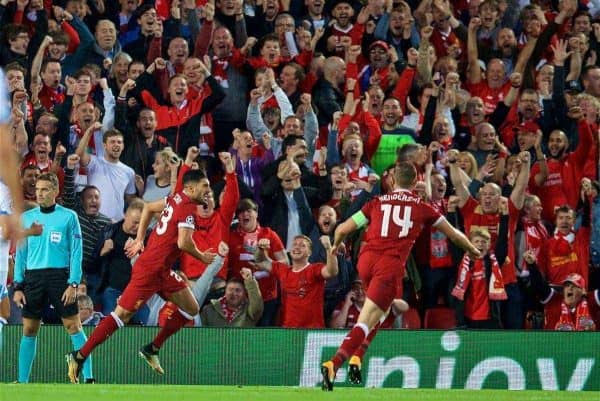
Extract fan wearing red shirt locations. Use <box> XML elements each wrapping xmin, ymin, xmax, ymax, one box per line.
<box><xmin>529</xmin><ymin>120</ymin><xmax>593</xmax><ymax>223</ymax></box>
<box><xmin>253</xmin><ymin>235</ymin><xmax>338</xmax><ymax>328</ymax></box>
<box><xmin>320</xmin><ymin>162</ymin><xmax>481</xmax><ymax>391</ymax></box>
<box><xmin>524</xmin><ymin>253</ymin><xmax>599</xmax><ymax>331</ymax></box>
<box><xmin>466</xmin><ymin>18</ymin><xmax>512</xmax><ymax>115</ymax></box>
<box><xmin>67</xmin><ymin>169</ymin><xmax>219</xmax><ymax>383</ymax></box>
<box><xmin>450</xmin><ymin>149</ymin><xmax>530</xmax><ymax>330</ymax></box>
<box><xmin>538</xmin><ymin>204</ymin><xmax>590</xmax><ymax>287</ymax></box>
<box><xmin>177</xmin><ymin>151</ymin><xmax>239</xmax><ymax>290</ymax></box>
<box><xmin>228</xmin><ymin>198</ymin><xmax>288</xmax><ymax>326</ymax></box>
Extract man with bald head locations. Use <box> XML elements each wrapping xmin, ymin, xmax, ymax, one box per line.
<box><xmin>312</xmin><ymin>56</ymin><xmax>346</xmax><ymax>128</ymax></box>
<box><xmin>449</xmin><ymin>149</ymin><xmax>531</xmax><ymax>329</ymax></box>
<box><xmin>84</xmin><ymin>20</ymin><xmax>122</xmax><ymax>70</ymax></box>
<box><xmin>530</xmin><ymin>120</ymin><xmax>594</xmax><ymax>222</ymax></box>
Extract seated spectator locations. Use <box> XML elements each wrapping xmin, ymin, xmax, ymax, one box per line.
<box><xmin>228</xmin><ymin>198</ymin><xmax>287</xmax><ymax>326</ymax></box>
<box><xmin>523</xmin><ymin>252</ymin><xmax>599</xmax><ymax>331</ymax></box>
<box><xmin>78</xmin><ymin>295</ymin><xmax>104</xmax><ymax>326</ymax></box>
<box><xmin>329</xmin><ymin>280</ymin><xmax>408</xmax><ymax>329</ymax></box>
<box><xmin>253</xmin><ymin>235</ymin><xmax>338</xmax><ymax>328</ymax></box>
<box><xmin>200</xmin><ymin>268</ymin><xmax>264</xmax><ymax>327</ymax></box>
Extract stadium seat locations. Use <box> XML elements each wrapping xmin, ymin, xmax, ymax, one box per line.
<box><xmin>423</xmin><ymin>307</ymin><xmax>456</xmax><ymax>329</ymax></box>
<box><xmin>400</xmin><ymin>308</ymin><xmax>421</xmax><ymax>329</ymax></box>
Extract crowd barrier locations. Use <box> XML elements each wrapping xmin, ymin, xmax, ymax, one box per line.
<box><xmin>1</xmin><ymin>325</ymin><xmax>599</xmax><ymax>390</ymax></box>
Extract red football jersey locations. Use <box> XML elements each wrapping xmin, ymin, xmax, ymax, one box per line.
<box><xmin>460</xmin><ymin>197</ymin><xmax>520</xmax><ymax>283</ymax></box>
<box><xmin>359</xmin><ymin>189</ymin><xmax>443</xmax><ymax>266</ymax></box>
<box><xmin>228</xmin><ymin>225</ymin><xmax>285</xmax><ymax>302</ymax></box>
<box><xmin>271</xmin><ymin>262</ymin><xmax>326</xmax><ymax>328</ymax></box>
<box><xmin>137</xmin><ymin>192</ymin><xmax>197</xmax><ymax>271</ymax></box>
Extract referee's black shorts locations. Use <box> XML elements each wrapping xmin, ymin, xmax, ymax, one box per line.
<box><xmin>22</xmin><ymin>268</ymin><xmax>78</xmax><ymax>320</ymax></box>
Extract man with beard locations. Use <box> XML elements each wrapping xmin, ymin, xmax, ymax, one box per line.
<box><xmin>316</xmin><ymin>0</ymin><xmax>366</xmax><ymax>58</ymax></box>
<box><xmin>20</xmin><ymin>165</ymin><xmax>41</xmax><ymax>207</ymax></box>
<box><xmin>523</xmin><ymin>253</ymin><xmax>598</xmax><ymax>331</ymax></box>
<box><xmin>356</xmin><ymin>41</ymin><xmax>395</xmax><ymax>93</ymax></box>
<box><xmin>529</xmin><ymin>118</ymin><xmax>594</xmax><ymax>223</ymax></box>
<box><xmin>116</xmin><ymin>81</ymin><xmax>170</xmax><ymax>181</ymax></box>
<box><xmin>450</xmin><ymin>149</ymin><xmax>530</xmax><ymax>329</ymax></box>
<box><xmin>200</xmin><ymin>268</ymin><xmax>264</xmax><ymax>327</ymax></box>
<box><xmin>76</xmin><ymin>127</ymin><xmax>137</xmax><ymax>222</ymax></box>
<box><xmin>21</xmin><ymin>134</ymin><xmax>65</xmax><ymax>187</ymax></box>
<box><xmin>300</xmin><ymin>0</ymin><xmax>328</xmax><ymax>33</ymax></box>
<box><xmin>371</xmin><ymin>97</ymin><xmax>416</xmax><ymax>175</ymax></box>
<box><xmin>63</xmin><ymin>154</ymin><xmax>111</xmax><ymax>307</ymax></box>
<box><xmin>227</xmin><ymin>198</ymin><xmax>287</xmax><ymax>326</ymax></box>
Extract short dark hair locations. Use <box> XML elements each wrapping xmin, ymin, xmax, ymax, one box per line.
<box><xmin>393</xmin><ymin>162</ymin><xmax>417</xmax><ymax>188</ymax></box>
<box><xmin>80</xmin><ymin>185</ymin><xmax>100</xmax><ymax>199</ymax></box>
<box><xmin>182</xmin><ymin>169</ymin><xmax>207</xmax><ymax>185</ymax></box>
<box><xmin>282</xmin><ymin>135</ymin><xmax>301</xmax><ymax>153</ymax></box>
<box><xmin>21</xmin><ymin>164</ymin><xmax>41</xmax><ymax>176</ymax></box>
<box><xmin>37</xmin><ymin>172</ymin><xmax>60</xmax><ymax>190</ymax></box>
<box><xmin>102</xmin><ymin>129</ymin><xmax>123</xmax><ymax>143</ymax></box>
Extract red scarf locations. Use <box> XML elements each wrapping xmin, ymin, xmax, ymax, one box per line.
<box><xmin>219</xmin><ymin>297</ymin><xmax>239</xmax><ymax>323</ymax></box>
<box><xmin>452</xmin><ymin>253</ymin><xmax>507</xmax><ymax>301</ymax></box>
<box><xmin>555</xmin><ymin>299</ymin><xmax>596</xmax><ymax>331</ymax></box>
<box><xmin>520</xmin><ymin>216</ymin><xmax>549</xmax><ymax>272</ymax></box>
<box><xmin>551</xmin><ymin>230</ymin><xmax>575</xmax><ymax>256</ymax></box>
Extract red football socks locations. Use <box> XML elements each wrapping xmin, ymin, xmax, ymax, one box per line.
<box><xmin>331</xmin><ymin>323</ymin><xmax>369</xmax><ymax>369</ymax></box>
<box><xmin>80</xmin><ymin>314</ymin><xmax>120</xmax><ymax>358</ymax></box>
<box><xmin>353</xmin><ymin>322</ymin><xmax>380</xmax><ymax>359</ymax></box>
<box><xmin>152</xmin><ymin>309</ymin><xmax>193</xmax><ymax>349</ymax></box>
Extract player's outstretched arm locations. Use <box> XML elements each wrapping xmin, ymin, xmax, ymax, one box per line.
<box><xmin>125</xmin><ymin>198</ymin><xmax>166</xmax><ymax>257</ymax></box>
<box><xmin>331</xmin><ymin>214</ymin><xmax>362</xmax><ymax>254</ymax></box>
<box><xmin>435</xmin><ymin>217</ymin><xmax>481</xmax><ymax>259</ymax></box>
<box><xmin>177</xmin><ymin>227</ymin><xmax>217</xmax><ymax>265</ymax></box>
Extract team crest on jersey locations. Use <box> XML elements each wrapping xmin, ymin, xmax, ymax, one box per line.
<box><xmin>186</xmin><ymin>215</ymin><xmax>195</xmax><ymax>227</ymax></box>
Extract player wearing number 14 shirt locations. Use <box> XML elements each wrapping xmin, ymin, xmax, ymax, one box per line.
<box><xmin>67</xmin><ymin>169</ymin><xmax>221</xmax><ymax>383</ymax></box>
<box><xmin>321</xmin><ymin>162</ymin><xmax>481</xmax><ymax>391</ymax></box>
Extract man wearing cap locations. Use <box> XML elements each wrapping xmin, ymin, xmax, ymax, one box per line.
<box><xmin>524</xmin><ymin>250</ymin><xmax>598</xmax><ymax>331</ymax></box>
<box><xmin>227</xmin><ymin>198</ymin><xmax>288</xmax><ymax>326</ymax></box>
<box><xmin>316</xmin><ymin>0</ymin><xmax>366</xmax><ymax>58</ymax></box>
<box><xmin>355</xmin><ymin>41</ymin><xmax>393</xmax><ymax>92</ymax></box>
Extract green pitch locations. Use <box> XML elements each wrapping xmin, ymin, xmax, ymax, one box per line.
<box><xmin>1</xmin><ymin>385</ymin><xmax>600</xmax><ymax>401</ymax></box>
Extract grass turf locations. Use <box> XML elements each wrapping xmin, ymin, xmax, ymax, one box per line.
<box><xmin>1</xmin><ymin>385</ymin><xmax>599</xmax><ymax>401</ymax></box>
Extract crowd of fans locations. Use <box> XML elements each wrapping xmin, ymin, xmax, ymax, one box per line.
<box><xmin>2</xmin><ymin>0</ymin><xmax>600</xmax><ymax>330</ymax></box>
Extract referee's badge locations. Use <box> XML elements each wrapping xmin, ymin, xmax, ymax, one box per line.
<box><xmin>50</xmin><ymin>231</ymin><xmax>62</xmax><ymax>243</ymax></box>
